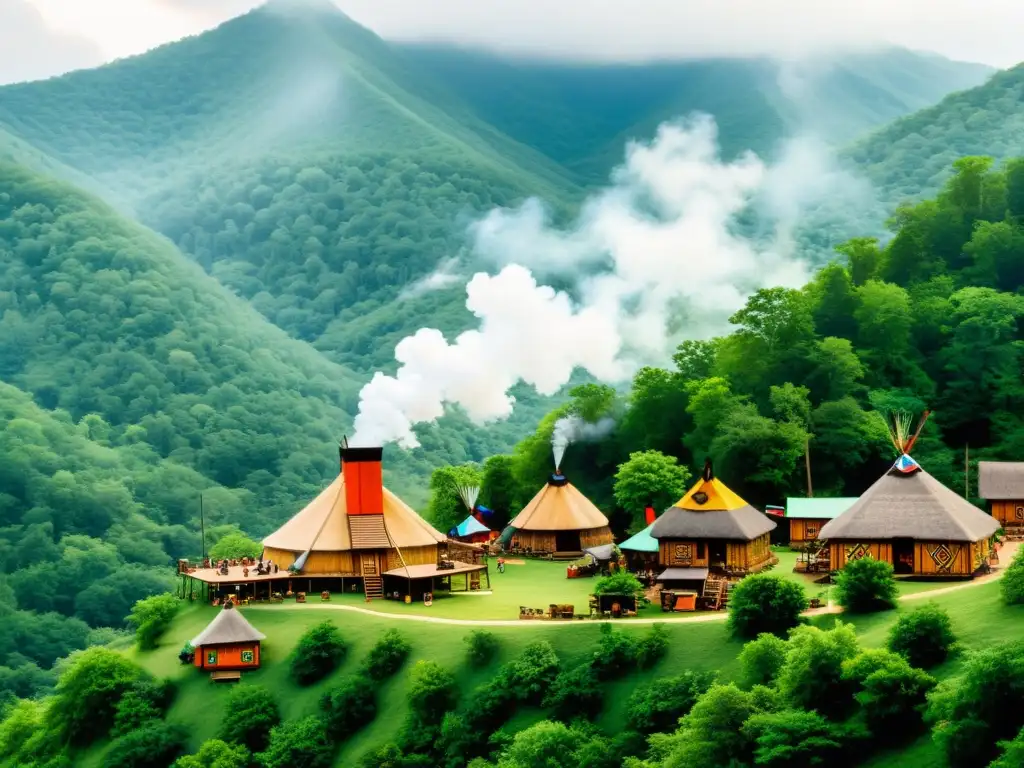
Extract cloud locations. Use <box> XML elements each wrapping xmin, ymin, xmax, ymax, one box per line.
<box><xmin>0</xmin><ymin>0</ymin><xmax>103</xmax><ymax>84</ymax></box>
<box><xmin>398</xmin><ymin>257</ymin><xmax>464</xmax><ymax>300</ymax></box>
<box><xmin>352</xmin><ymin>114</ymin><xmax>860</xmax><ymax>448</ymax></box>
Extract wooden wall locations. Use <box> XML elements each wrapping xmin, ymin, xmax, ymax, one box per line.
<box><xmin>384</xmin><ymin>545</ymin><xmax>439</xmax><ymax>571</ymax></box>
<box><xmin>991</xmin><ymin>501</ymin><xmax>1024</xmax><ymax>528</ymax></box>
<box><xmin>511</xmin><ymin>527</ymin><xmax>613</xmax><ymax>553</ymax></box>
<box><xmin>581</xmin><ymin>526</ymin><xmax>615</xmax><ymax>549</ymax></box>
<box><xmin>194</xmin><ymin>642</ymin><xmax>260</xmax><ymax>670</ymax></box>
<box><xmin>659</xmin><ymin>534</ymin><xmax>772</xmax><ymax>573</ymax></box>
<box><xmin>829</xmin><ymin>539</ymin><xmax>991</xmax><ymax>576</ymax></box>
<box><xmin>828</xmin><ymin>541</ymin><xmax>892</xmax><ymax>571</ymax></box>
<box><xmin>789</xmin><ymin>519</ymin><xmax>828</xmax><ymax>543</ymax></box>
<box><xmin>660</xmin><ymin>540</ymin><xmax>709</xmax><ymax>568</ymax></box>
<box><xmin>262</xmin><ymin>545</ymin><xmax>439</xmax><ymax>575</ymax></box>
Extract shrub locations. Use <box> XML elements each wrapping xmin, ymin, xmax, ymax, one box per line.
<box><xmin>856</xmin><ymin>658</ymin><xmax>936</xmax><ymax>741</ymax></box>
<box><xmin>544</xmin><ymin>663</ymin><xmax>603</xmax><ymax>722</ymax></box>
<box><xmin>256</xmin><ymin>715</ymin><xmax>334</xmax><ymax>768</ymax></box>
<box><xmin>106</xmin><ymin>722</ymin><xmax>187</xmax><ymax>768</ymax></box>
<box><xmin>834</xmin><ymin>557</ymin><xmax>897</xmax><ymax>613</ymax></box>
<box><xmin>1001</xmin><ymin>546</ymin><xmax>1024</xmax><ymax>605</ymax></box>
<box><xmin>993</xmin><ymin>726</ymin><xmax>1024</xmax><ymax>768</ymax></box>
<box><xmin>362</xmin><ymin>629</ymin><xmax>411</xmax><ymax>681</ymax></box>
<box><xmin>128</xmin><ymin>593</ymin><xmax>180</xmax><ymax>651</ymax></box>
<box><xmin>113</xmin><ymin>679</ymin><xmax>176</xmax><ymax>736</ymax></box>
<box><xmin>209</xmin><ymin>532</ymin><xmax>263</xmax><ymax>562</ymax></box>
<box><xmin>464</xmin><ymin>630</ymin><xmax>499</xmax><ymax>667</ymax></box>
<box><xmin>593</xmin><ymin>570</ymin><xmax>644</xmax><ymax>596</ymax></box>
<box><xmin>408</xmin><ymin>661</ymin><xmax>458</xmax><ymax>726</ymax></box>
<box><xmin>219</xmin><ymin>684</ymin><xmax>281</xmax><ymax>754</ymax></box>
<box><xmin>738</xmin><ymin>633</ymin><xmax>789</xmax><ymax>688</ymax></box>
<box><xmin>662</xmin><ymin>684</ymin><xmax>765</xmax><ymax>766</ymax></box>
<box><xmin>290</xmin><ymin>621</ymin><xmax>348</xmax><ymax>685</ymax></box>
<box><xmin>776</xmin><ymin>624</ymin><xmax>859</xmax><ymax>718</ymax></box>
<box><xmin>500</xmin><ymin>640</ymin><xmax>559</xmax><ymax>705</ymax></box>
<box><xmin>742</xmin><ymin>709</ymin><xmax>854</xmax><ymax>768</ymax></box>
<box><xmin>635</xmin><ymin>623</ymin><xmax>669</xmax><ymax>669</ymax></box>
<box><xmin>727</xmin><ymin>574</ymin><xmax>808</xmax><ymax>639</ymax></box>
<box><xmin>887</xmin><ymin>603</ymin><xmax>956</xmax><ymax>668</ymax></box>
<box><xmin>174</xmin><ymin>739</ymin><xmax>250</xmax><ymax>768</ymax></box>
<box><xmin>320</xmin><ymin>675</ymin><xmax>377</xmax><ymax>740</ymax></box>
<box><xmin>590</xmin><ymin>623</ymin><xmax>638</xmax><ymax>678</ymax></box>
<box><xmin>625</xmin><ymin>671</ymin><xmax>715</xmax><ymax>734</ymax></box>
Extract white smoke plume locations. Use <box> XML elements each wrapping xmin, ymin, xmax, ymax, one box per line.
<box><xmin>552</xmin><ymin>415</ymin><xmax>616</xmax><ymax>470</ymax></box>
<box><xmin>352</xmin><ymin>113</ymin><xmax>859</xmax><ymax>448</ymax></box>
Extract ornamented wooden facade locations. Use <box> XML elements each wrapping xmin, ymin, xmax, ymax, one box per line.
<box><xmin>785</xmin><ymin>498</ymin><xmax>857</xmax><ymax>547</ymax></box>
<box><xmin>507</xmin><ymin>472</ymin><xmax>614</xmax><ymax>555</ymax></box>
<box><xmin>978</xmin><ymin>461</ymin><xmax>1024</xmax><ymax>537</ymax></box>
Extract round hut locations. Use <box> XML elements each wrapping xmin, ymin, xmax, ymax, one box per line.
<box><xmin>506</xmin><ymin>471</ymin><xmax>613</xmax><ymax>556</ymax></box>
<box><xmin>191</xmin><ymin>601</ymin><xmax>265</xmax><ymax>675</ymax></box>
<box><xmin>818</xmin><ymin>411</ymin><xmax>999</xmax><ymax>578</ymax></box>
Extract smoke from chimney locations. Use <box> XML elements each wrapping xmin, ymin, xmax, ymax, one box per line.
<box><xmin>551</xmin><ymin>415</ymin><xmax>616</xmax><ymax>470</ymax></box>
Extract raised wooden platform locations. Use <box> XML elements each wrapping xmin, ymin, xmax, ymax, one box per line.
<box><xmin>211</xmin><ymin>670</ymin><xmax>241</xmax><ymax>683</ymax></box>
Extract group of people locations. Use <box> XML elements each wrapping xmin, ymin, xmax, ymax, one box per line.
<box><xmin>211</xmin><ymin>557</ymin><xmax>280</xmax><ymax>577</ymax></box>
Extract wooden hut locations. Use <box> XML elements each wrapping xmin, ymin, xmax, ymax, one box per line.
<box><xmin>978</xmin><ymin>461</ymin><xmax>1024</xmax><ymax>537</ymax></box>
<box><xmin>506</xmin><ymin>471</ymin><xmax>613</xmax><ymax>556</ymax></box>
<box><xmin>450</xmin><ymin>514</ymin><xmax>493</xmax><ymax>545</ymax></box>
<box><xmin>785</xmin><ymin>497</ymin><xmax>857</xmax><ymax>547</ymax></box>
<box><xmin>191</xmin><ymin>601</ymin><xmax>265</xmax><ymax>675</ymax></box>
<box><xmin>649</xmin><ymin>459</ymin><xmax>777</xmax><ymax>576</ymax></box>
<box><xmin>620</xmin><ymin>522</ymin><xmax>659</xmax><ymax>574</ymax></box>
<box><xmin>818</xmin><ymin>452</ymin><xmax>999</xmax><ymax>576</ymax></box>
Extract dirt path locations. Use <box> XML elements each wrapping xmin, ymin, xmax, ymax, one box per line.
<box><xmin>253</xmin><ymin>544</ymin><xmax>1017</xmax><ymax>628</ymax></box>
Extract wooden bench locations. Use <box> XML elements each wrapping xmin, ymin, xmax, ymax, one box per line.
<box><xmin>211</xmin><ymin>670</ymin><xmax>241</xmax><ymax>683</ymax></box>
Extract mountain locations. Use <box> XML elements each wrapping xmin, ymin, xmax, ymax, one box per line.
<box><xmin>396</xmin><ymin>44</ymin><xmax>994</xmax><ymax>182</ymax></box>
<box><xmin>846</xmin><ymin>63</ymin><xmax>1024</xmax><ymax>203</ymax></box>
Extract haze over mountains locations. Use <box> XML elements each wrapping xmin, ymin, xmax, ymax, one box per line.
<box><xmin>0</xmin><ymin>0</ymin><xmax>1020</xmax><ymax>517</ymax></box>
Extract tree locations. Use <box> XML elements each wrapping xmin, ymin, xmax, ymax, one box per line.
<box><xmin>726</xmin><ymin>574</ymin><xmax>808</xmax><ymax>639</ymax></box>
<box><xmin>209</xmin><ymin>532</ymin><xmax>262</xmax><ymax>562</ymax></box>
<box><xmin>592</xmin><ymin>571</ymin><xmax>643</xmax><ymax>597</ymax></box>
<box><xmin>106</xmin><ymin>721</ymin><xmax>188</xmax><ymax>768</ymax></box>
<box><xmin>464</xmin><ymin>630</ymin><xmax>499</xmax><ymax>667</ymax></box>
<box><xmin>174</xmin><ymin>739</ymin><xmax>250</xmax><ymax>768</ymax></box>
<box><xmin>256</xmin><ymin>716</ymin><xmax>334</xmax><ymax>768</ymax></box>
<box><xmin>855</xmin><ymin>657</ymin><xmax>936</xmax><ymax>740</ymax></box>
<box><xmin>834</xmin><ymin>557</ymin><xmax>898</xmax><ymax>613</ymax></box>
<box><xmin>427</xmin><ymin>464</ymin><xmax>483</xmax><ymax>535</ymax></box>
<box><xmin>992</xmin><ymin>726</ymin><xmax>1024</xmax><ymax>768</ymax></box>
<box><xmin>361</xmin><ymin>629</ymin><xmax>411</xmax><ymax>681</ymax></box>
<box><xmin>128</xmin><ymin>593</ymin><xmax>180</xmax><ymax>650</ymax></box>
<box><xmin>320</xmin><ymin>675</ymin><xmax>377</xmax><ymax>739</ymax></box>
<box><xmin>480</xmin><ymin>455</ymin><xmax>517</xmax><ymax>529</ymax></box>
<box><xmin>544</xmin><ymin>663</ymin><xmax>603</xmax><ymax>722</ymax></box>
<box><xmin>500</xmin><ymin>641</ymin><xmax>559</xmax><ymax>705</ymax></box>
<box><xmin>738</xmin><ymin>632</ymin><xmax>789</xmax><ymax>688</ymax></box>
<box><xmin>776</xmin><ymin>624</ymin><xmax>859</xmax><ymax>718</ymax></box>
<box><xmin>656</xmin><ymin>683</ymin><xmax>767</xmax><ymax>767</ymax></box>
<box><xmin>625</xmin><ymin>671</ymin><xmax>714</xmax><ymax>734</ymax></box>
<box><xmin>1002</xmin><ymin>545</ymin><xmax>1024</xmax><ymax>605</ymax></box>
<box><xmin>835</xmin><ymin>237</ymin><xmax>881</xmax><ymax>286</ymax></box>
<box><xmin>48</xmin><ymin>647</ymin><xmax>146</xmax><ymax>745</ymax></box>
<box><xmin>613</xmin><ymin>451</ymin><xmax>690</xmax><ymax>530</ymax></box>
<box><xmin>496</xmin><ymin>720</ymin><xmax>582</xmax><ymax>768</ymax></box>
<box><xmin>290</xmin><ymin>621</ymin><xmax>348</xmax><ymax>685</ymax></box>
<box><xmin>407</xmin><ymin>661</ymin><xmax>458</xmax><ymax>727</ymax></box>
<box><xmin>218</xmin><ymin>684</ymin><xmax>280</xmax><ymax>754</ymax></box>
<box><xmin>742</xmin><ymin>709</ymin><xmax>852</xmax><ymax>768</ymax></box>
<box><xmin>887</xmin><ymin>603</ymin><xmax>956</xmax><ymax>668</ymax></box>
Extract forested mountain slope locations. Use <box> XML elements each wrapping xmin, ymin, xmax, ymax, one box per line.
<box><xmin>398</xmin><ymin>44</ymin><xmax>993</xmax><ymax>182</ymax></box>
<box><xmin>847</xmin><ymin>63</ymin><xmax>1024</xmax><ymax>202</ymax></box>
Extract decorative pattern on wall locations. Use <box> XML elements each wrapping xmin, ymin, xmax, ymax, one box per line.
<box><xmin>674</xmin><ymin>544</ymin><xmax>692</xmax><ymax>564</ymax></box>
<box><xmin>1016</xmin><ymin>506</ymin><xmax>1024</xmax><ymax>521</ymax></box>
<box><xmin>929</xmin><ymin>543</ymin><xmax>961</xmax><ymax>573</ymax></box>
<box><xmin>845</xmin><ymin>543</ymin><xmax>872</xmax><ymax>562</ymax></box>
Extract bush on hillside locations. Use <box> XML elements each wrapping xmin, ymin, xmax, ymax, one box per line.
<box><xmin>834</xmin><ymin>557</ymin><xmax>898</xmax><ymax>613</ymax></box>
<box><xmin>1001</xmin><ymin>546</ymin><xmax>1024</xmax><ymax>605</ymax></box>
<box><xmin>407</xmin><ymin>661</ymin><xmax>458</xmax><ymax>727</ymax></box>
<box><xmin>927</xmin><ymin>641</ymin><xmax>1024</xmax><ymax>768</ymax></box>
<box><xmin>590</xmin><ymin>623</ymin><xmax>639</xmax><ymax>678</ymax></box>
<box><xmin>218</xmin><ymin>684</ymin><xmax>281</xmax><ymax>754</ymax></box>
<box><xmin>593</xmin><ymin>571</ymin><xmax>644</xmax><ymax>596</ymax></box>
<box><xmin>625</xmin><ymin>671</ymin><xmax>715</xmax><ymax>734</ymax></box>
<box><xmin>726</xmin><ymin>574</ymin><xmax>808</xmax><ymax>639</ymax></box>
<box><xmin>776</xmin><ymin>624</ymin><xmax>859</xmax><ymax>718</ymax></box>
<box><xmin>635</xmin><ymin>623</ymin><xmax>669</xmax><ymax>669</ymax></box>
<box><xmin>659</xmin><ymin>684</ymin><xmax>766</xmax><ymax>766</ymax></box>
<box><xmin>128</xmin><ymin>593</ymin><xmax>180</xmax><ymax>651</ymax></box>
<box><xmin>500</xmin><ymin>640</ymin><xmax>560</xmax><ymax>705</ymax></box>
<box><xmin>105</xmin><ymin>721</ymin><xmax>187</xmax><ymax>768</ymax></box>
<box><xmin>738</xmin><ymin>632</ymin><xmax>790</xmax><ymax>688</ymax></box>
<box><xmin>742</xmin><ymin>709</ymin><xmax>856</xmax><ymax>768</ymax></box>
<box><xmin>174</xmin><ymin>739</ymin><xmax>250</xmax><ymax>768</ymax></box>
<box><xmin>855</xmin><ymin>658</ymin><xmax>936</xmax><ymax>741</ymax></box>
<box><xmin>290</xmin><ymin>621</ymin><xmax>348</xmax><ymax>685</ymax></box>
<box><xmin>256</xmin><ymin>716</ymin><xmax>335</xmax><ymax>768</ymax></box>
<box><xmin>362</xmin><ymin>629</ymin><xmax>412</xmax><ymax>681</ymax></box>
<box><xmin>0</xmin><ymin>700</ymin><xmax>44</xmax><ymax>762</ymax></box>
<box><xmin>992</xmin><ymin>726</ymin><xmax>1024</xmax><ymax>768</ymax></box>
<box><xmin>464</xmin><ymin>629</ymin><xmax>499</xmax><ymax>667</ymax></box>
<box><xmin>112</xmin><ymin>679</ymin><xmax>176</xmax><ymax>736</ymax></box>
<box><xmin>543</xmin><ymin>663</ymin><xmax>603</xmax><ymax>722</ymax></box>
<box><xmin>887</xmin><ymin>603</ymin><xmax>957</xmax><ymax>668</ymax></box>
<box><xmin>320</xmin><ymin>675</ymin><xmax>377</xmax><ymax>740</ymax></box>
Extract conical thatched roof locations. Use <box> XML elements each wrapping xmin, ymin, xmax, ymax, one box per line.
<box><xmin>818</xmin><ymin>455</ymin><xmax>1000</xmax><ymax>542</ymax></box>
<box><xmin>509</xmin><ymin>473</ymin><xmax>609</xmax><ymax>532</ymax></box>
<box><xmin>191</xmin><ymin>602</ymin><xmax>266</xmax><ymax>647</ymax></box>
<box><xmin>650</xmin><ymin>462</ymin><xmax>776</xmax><ymax>542</ymax></box>
<box><xmin>262</xmin><ymin>474</ymin><xmax>445</xmax><ymax>553</ymax></box>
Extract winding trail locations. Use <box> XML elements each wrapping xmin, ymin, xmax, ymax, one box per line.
<box><xmin>249</xmin><ymin>543</ymin><xmax>1017</xmax><ymax>628</ymax></box>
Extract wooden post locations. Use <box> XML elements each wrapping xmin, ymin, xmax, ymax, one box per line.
<box><xmin>965</xmin><ymin>443</ymin><xmax>970</xmax><ymax>499</ymax></box>
<box><xmin>199</xmin><ymin>494</ymin><xmax>206</xmax><ymax>562</ymax></box>
<box><xmin>804</xmin><ymin>437</ymin><xmax>813</xmax><ymax>498</ymax></box>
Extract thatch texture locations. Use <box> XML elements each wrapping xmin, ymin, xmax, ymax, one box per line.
<box><xmin>978</xmin><ymin>461</ymin><xmax>1024</xmax><ymax>500</ymax></box>
<box><xmin>510</xmin><ymin>477</ymin><xmax>609</xmax><ymax>531</ymax></box>
<box><xmin>650</xmin><ymin>474</ymin><xmax>776</xmax><ymax>542</ymax></box>
<box><xmin>191</xmin><ymin>603</ymin><xmax>265</xmax><ymax>647</ymax></box>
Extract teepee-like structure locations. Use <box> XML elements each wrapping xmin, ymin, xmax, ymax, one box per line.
<box><xmin>507</xmin><ymin>470</ymin><xmax>613</xmax><ymax>555</ymax></box>
<box><xmin>818</xmin><ymin>411</ymin><xmax>999</xmax><ymax>577</ymax></box>
<box><xmin>649</xmin><ymin>459</ymin><xmax>777</xmax><ymax>576</ymax></box>
<box><xmin>449</xmin><ymin>485</ymin><xmax>494</xmax><ymax>544</ymax></box>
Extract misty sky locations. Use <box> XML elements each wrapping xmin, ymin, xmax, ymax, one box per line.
<box><xmin>1</xmin><ymin>0</ymin><xmax>1022</xmax><ymax>85</ymax></box>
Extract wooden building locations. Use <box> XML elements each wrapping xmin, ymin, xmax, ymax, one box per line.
<box><xmin>785</xmin><ymin>497</ymin><xmax>857</xmax><ymax>547</ymax></box>
<box><xmin>978</xmin><ymin>461</ymin><xmax>1024</xmax><ymax>537</ymax></box>
<box><xmin>818</xmin><ymin>454</ymin><xmax>999</xmax><ymax>577</ymax></box>
<box><xmin>506</xmin><ymin>471</ymin><xmax>614</xmax><ymax>556</ymax></box>
<box><xmin>649</xmin><ymin>460</ymin><xmax>777</xmax><ymax>577</ymax></box>
<box><xmin>182</xmin><ymin>446</ymin><xmax>486</xmax><ymax>600</ymax></box>
<box><xmin>191</xmin><ymin>601</ymin><xmax>265</xmax><ymax>674</ymax></box>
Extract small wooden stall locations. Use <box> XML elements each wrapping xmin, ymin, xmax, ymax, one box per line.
<box><xmin>619</xmin><ymin>523</ymin><xmax>660</xmax><ymax>580</ymax></box>
<box><xmin>382</xmin><ymin>560</ymin><xmax>490</xmax><ymax>602</ymax></box>
<box><xmin>656</xmin><ymin>567</ymin><xmax>709</xmax><ymax>612</ymax></box>
<box><xmin>979</xmin><ymin>461</ymin><xmax>1024</xmax><ymax>539</ymax></box>
<box><xmin>191</xmin><ymin>601</ymin><xmax>265</xmax><ymax>680</ymax></box>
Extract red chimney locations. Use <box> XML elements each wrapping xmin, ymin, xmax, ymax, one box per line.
<box><xmin>340</xmin><ymin>446</ymin><xmax>384</xmax><ymax>516</ymax></box>
<box><xmin>644</xmin><ymin>505</ymin><xmax>656</xmax><ymax>525</ymax></box>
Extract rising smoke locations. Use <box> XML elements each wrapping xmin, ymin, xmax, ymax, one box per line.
<box><xmin>351</xmin><ymin>114</ymin><xmax>864</xmax><ymax>448</ymax></box>
<box><xmin>551</xmin><ymin>415</ymin><xmax>616</xmax><ymax>470</ymax></box>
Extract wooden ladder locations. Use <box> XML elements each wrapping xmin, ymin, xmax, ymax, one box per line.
<box><xmin>362</xmin><ymin>554</ymin><xmax>383</xmax><ymax>600</ymax></box>
<box><xmin>702</xmin><ymin>576</ymin><xmax>726</xmax><ymax>610</ymax></box>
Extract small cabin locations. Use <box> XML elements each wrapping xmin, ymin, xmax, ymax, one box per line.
<box><xmin>191</xmin><ymin>601</ymin><xmax>266</xmax><ymax>673</ymax></box>
<box><xmin>785</xmin><ymin>497</ymin><xmax>856</xmax><ymax>547</ymax></box>
<box><xmin>978</xmin><ymin>461</ymin><xmax>1024</xmax><ymax>537</ymax></box>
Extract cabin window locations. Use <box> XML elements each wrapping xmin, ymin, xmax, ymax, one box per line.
<box><xmin>241</xmin><ymin>650</ymin><xmax>255</xmax><ymax>664</ymax></box>
<box><xmin>206</xmin><ymin>649</ymin><xmax>218</xmax><ymax>666</ymax></box>
<box><xmin>673</xmin><ymin>544</ymin><xmax>692</xmax><ymax>564</ymax></box>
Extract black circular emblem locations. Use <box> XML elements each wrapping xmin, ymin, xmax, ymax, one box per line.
<box><xmin>692</xmin><ymin>491</ymin><xmax>709</xmax><ymax>505</ymax></box>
